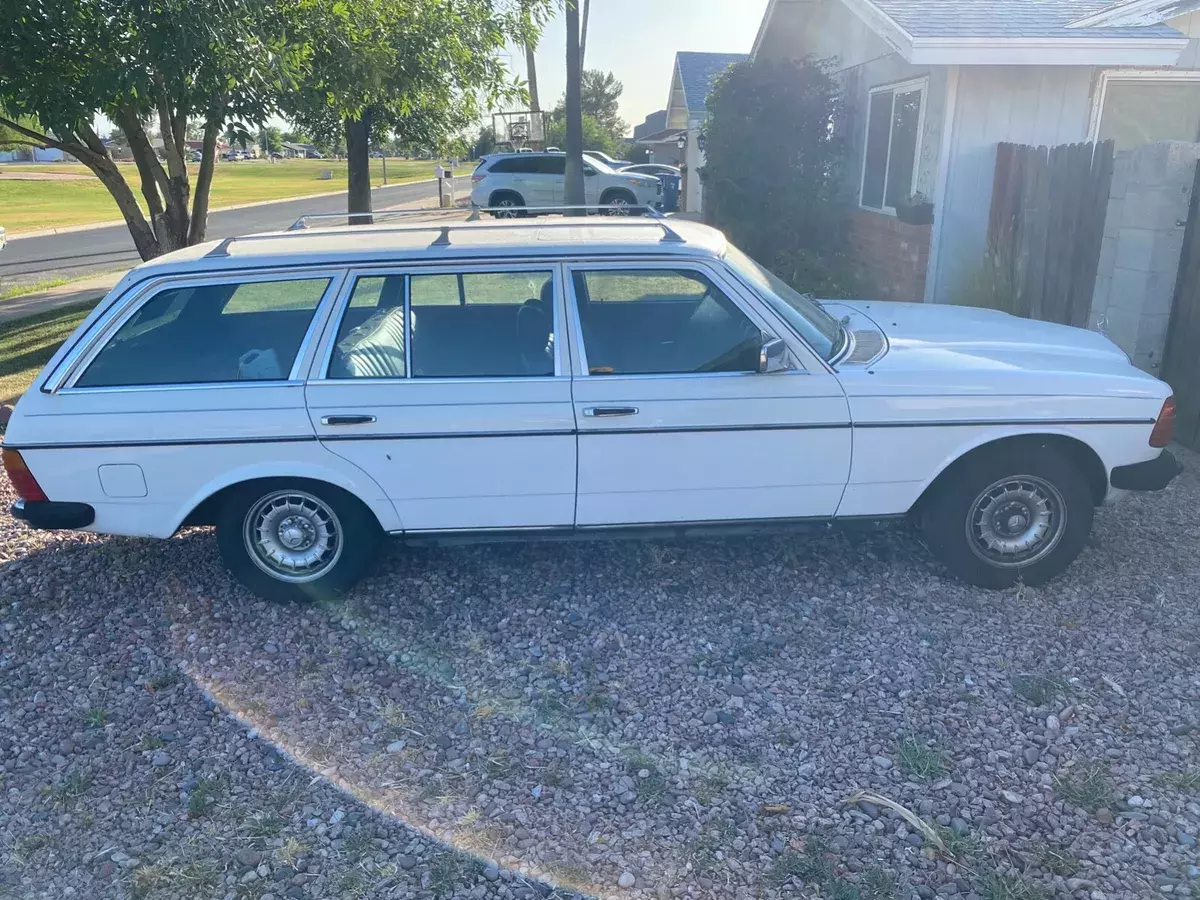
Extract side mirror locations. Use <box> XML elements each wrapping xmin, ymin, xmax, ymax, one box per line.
<box><xmin>583</xmin><ymin>167</ymin><xmax>596</xmax><ymax>176</ymax></box>
<box><xmin>758</xmin><ymin>337</ymin><xmax>792</xmax><ymax>374</ymax></box>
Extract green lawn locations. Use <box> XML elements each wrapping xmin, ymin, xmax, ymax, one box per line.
<box><xmin>0</xmin><ymin>300</ymin><xmax>99</xmax><ymax>404</ymax></box>
<box><xmin>0</xmin><ymin>158</ymin><xmax>449</xmax><ymax>233</ymax></box>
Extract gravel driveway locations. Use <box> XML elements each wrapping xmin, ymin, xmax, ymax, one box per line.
<box><xmin>1</xmin><ymin>454</ymin><xmax>1198</xmax><ymax>900</ymax></box>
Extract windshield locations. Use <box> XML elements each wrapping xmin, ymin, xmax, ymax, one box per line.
<box><xmin>722</xmin><ymin>244</ymin><xmax>846</xmax><ymax>360</ymax></box>
<box><xmin>581</xmin><ymin>152</ymin><xmax>615</xmax><ymax>173</ymax></box>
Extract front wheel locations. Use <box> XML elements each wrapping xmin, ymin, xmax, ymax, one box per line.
<box><xmin>216</xmin><ymin>481</ymin><xmax>381</xmax><ymax>602</ymax></box>
<box><xmin>918</xmin><ymin>444</ymin><xmax>1094</xmax><ymax>589</ymax></box>
<box><xmin>600</xmin><ymin>190</ymin><xmax>638</xmax><ymax>216</ymax></box>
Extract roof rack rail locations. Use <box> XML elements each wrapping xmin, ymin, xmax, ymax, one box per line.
<box><xmin>287</xmin><ymin>207</ymin><xmax>463</xmax><ymax>231</ymax></box>
<box><xmin>203</xmin><ymin>205</ymin><xmax>688</xmax><ymax>258</ymax></box>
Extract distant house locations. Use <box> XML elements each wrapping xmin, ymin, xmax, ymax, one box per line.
<box><xmin>0</xmin><ymin>146</ymin><xmax>64</xmax><ymax>162</ymax></box>
<box><xmin>647</xmin><ymin>51</ymin><xmax>748</xmax><ymax>213</ymax></box>
<box><xmin>632</xmin><ymin>110</ymin><xmax>682</xmax><ymax>166</ymax></box>
<box><xmin>753</xmin><ymin>0</ymin><xmax>1200</xmax><ymax>303</ymax></box>
<box><xmin>281</xmin><ymin>142</ymin><xmax>321</xmax><ymax>159</ymax></box>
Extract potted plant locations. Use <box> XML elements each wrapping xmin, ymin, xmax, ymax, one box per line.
<box><xmin>894</xmin><ymin>192</ymin><xmax>934</xmax><ymax>226</ymax></box>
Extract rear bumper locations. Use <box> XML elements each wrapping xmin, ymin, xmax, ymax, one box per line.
<box><xmin>11</xmin><ymin>499</ymin><xmax>96</xmax><ymax>530</ymax></box>
<box><xmin>1110</xmin><ymin>450</ymin><xmax>1181</xmax><ymax>492</ymax></box>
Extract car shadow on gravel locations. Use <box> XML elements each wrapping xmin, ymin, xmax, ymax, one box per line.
<box><xmin>3</xmin><ymin>454</ymin><xmax>1200</xmax><ymax>899</ymax></box>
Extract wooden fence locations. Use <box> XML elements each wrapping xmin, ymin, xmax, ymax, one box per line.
<box><xmin>1161</xmin><ymin>160</ymin><xmax>1200</xmax><ymax>449</ymax></box>
<box><xmin>986</xmin><ymin>141</ymin><xmax>1114</xmax><ymax>327</ymax></box>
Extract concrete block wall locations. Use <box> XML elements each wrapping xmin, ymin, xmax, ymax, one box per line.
<box><xmin>1092</xmin><ymin>142</ymin><xmax>1200</xmax><ymax>374</ymax></box>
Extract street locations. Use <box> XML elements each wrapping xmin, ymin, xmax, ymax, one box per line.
<box><xmin>0</xmin><ymin>176</ymin><xmax>470</xmax><ymax>293</ymax></box>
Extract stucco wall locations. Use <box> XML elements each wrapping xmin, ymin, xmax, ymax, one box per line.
<box><xmin>931</xmin><ymin>66</ymin><xmax>1096</xmax><ymax>305</ymax></box>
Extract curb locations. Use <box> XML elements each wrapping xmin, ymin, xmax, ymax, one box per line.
<box><xmin>7</xmin><ymin>176</ymin><xmax>471</xmax><ymax>241</ymax></box>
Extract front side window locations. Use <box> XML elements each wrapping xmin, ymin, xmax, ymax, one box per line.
<box><xmin>76</xmin><ymin>277</ymin><xmax>330</xmax><ymax>387</ymax></box>
<box><xmin>327</xmin><ymin>270</ymin><xmax>556</xmax><ymax>379</ymax></box>
<box><xmin>861</xmin><ymin>80</ymin><xmax>925</xmax><ymax>212</ymax></box>
<box><xmin>571</xmin><ymin>269</ymin><xmax>764</xmax><ymax>376</ymax></box>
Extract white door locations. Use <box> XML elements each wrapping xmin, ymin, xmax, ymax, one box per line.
<box><xmin>583</xmin><ymin>162</ymin><xmax>603</xmax><ymax>207</ymax></box>
<box><xmin>564</xmin><ymin>263</ymin><xmax>852</xmax><ymax>526</ymax></box>
<box><xmin>305</xmin><ymin>265</ymin><xmax>575</xmax><ymax>531</ymax></box>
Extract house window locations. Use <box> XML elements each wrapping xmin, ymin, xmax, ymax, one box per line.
<box><xmin>860</xmin><ymin>79</ymin><xmax>926</xmax><ymax>214</ymax></box>
<box><xmin>1093</xmin><ymin>71</ymin><xmax>1200</xmax><ymax>152</ymax></box>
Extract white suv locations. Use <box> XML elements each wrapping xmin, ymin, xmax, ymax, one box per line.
<box><xmin>3</xmin><ymin>215</ymin><xmax>1179</xmax><ymax>602</ymax></box>
<box><xmin>471</xmin><ymin>152</ymin><xmax>661</xmax><ymax>216</ymax></box>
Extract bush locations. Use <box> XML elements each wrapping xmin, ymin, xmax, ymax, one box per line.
<box><xmin>703</xmin><ymin>57</ymin><xmax>853</xmax><ymax>296</ymax></box>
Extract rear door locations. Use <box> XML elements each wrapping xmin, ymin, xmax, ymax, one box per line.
<box><xmin>305</xmin><ymin>264</ymin><xmax>576</xmax><ymax>531</ymax></box>
<box><xmin>564</xmin><ymin>262</ymin><xmax>852</xmax><ymax>526</ymax></box>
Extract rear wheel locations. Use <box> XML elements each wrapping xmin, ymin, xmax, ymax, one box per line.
<box><xmin>216</xmin><ymin>481</ymin><xmax>381</xmax><ymax>602</ymax></box>
<box><xmin>918</xmin><ymin>444</ymin><xmax>1093</xmax><ymax>588</ymax></box>
<box><xmin>600</xmin><ymin>189</ymin><xmax>638</xmax><ymax>216</ymax></box>
<box><xmin>489</xmin><ymin>191</ymin><xmax>526</xmax><ymax>219</ymax></box>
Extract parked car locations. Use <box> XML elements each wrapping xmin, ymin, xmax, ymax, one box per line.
<box><xmin>584</xmin><ymin>150</ymin><xmax>632</xmax><ymax>169</ymax></box>
<box><xmin>622</xmin><ymin>163</ymin><xmax>681</xmax><ymax>179</ymax></box>
<box><xmin>471</xmin><ymin>151</ymin><xmax>661</xmax><ymax>216</ymax></box>
<box><xmin>3</xmin><ymin>217</ymin><xmax>1179</xmax><ymax>602</ymax></box>
<box><xmin>188</xmin><ymin>150</ymin><xmax>203</xmax><ymax>163</ymax></box>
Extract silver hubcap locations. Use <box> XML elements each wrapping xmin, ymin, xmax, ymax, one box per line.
<box><xmin>496</xmin><ymin>199</ymin><xmax>519</xmax><ymax>218</ymax></box>
<box><xmin>966</xmin><ymin>475</ymin><xmax>1066</xmax><ymax>568</ymax></box>
<box><xmin>606</xmin><ymin>197</ymin><xmax>632</xmax><ymax>216</ymax></box>
<box><xmin>243</xmin><ymin>490</ymin><xmax>342</xmax><ymax>583</ymax></box>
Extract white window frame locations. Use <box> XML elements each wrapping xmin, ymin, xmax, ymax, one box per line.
<box><xmin>859</xmin><ymin>76</ymin><xmax>928</xmax><ymax>216</ymax></box>
<box><xmin>1087</xmin><ymin>68</ymin><xmax>1200</xmax><ymax>143</ymax></box>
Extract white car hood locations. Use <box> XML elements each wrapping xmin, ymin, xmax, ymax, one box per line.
<box><xmin>827</xmin><ymin>300</ymin><xmax>1132</xmax><ymax>375</ymax></box>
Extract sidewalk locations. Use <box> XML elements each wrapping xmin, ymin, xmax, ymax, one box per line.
<box><xmin>0</xmin><ymin>271</ymin><xmax>123</xmax><ymax>324</ymax></box>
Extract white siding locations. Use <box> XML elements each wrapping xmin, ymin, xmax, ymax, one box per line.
<box><xmin>930</xmin><ymin>66</ymin><xmax>1095</xmax><ymax>304</ymax></box>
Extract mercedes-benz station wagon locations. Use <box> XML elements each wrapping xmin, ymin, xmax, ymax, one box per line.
<box><xmin>3</xmin><ymin>215</ymin><xmax>1180</xmax><ymax>601</ymax></box>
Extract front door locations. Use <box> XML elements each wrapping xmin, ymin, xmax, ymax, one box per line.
<box><xmin>305</xmin><ymin>265</ymin><xmax>575</xmax><ymax>531</ymax></box>
<box><xmin>565</xmin><ymin>263</ymin><xmax>852</xmax><ymax>526</ymax></box>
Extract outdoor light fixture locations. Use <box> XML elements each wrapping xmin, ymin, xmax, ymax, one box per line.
<box><xmin>677</xmin><ymin>135</ymin><xmax>686</xmax><ymax>150</ymax></box>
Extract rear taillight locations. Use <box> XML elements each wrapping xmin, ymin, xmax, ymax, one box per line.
<box><xmin>1150</xmin><ymin>396</ymin><xmax>1176</xmax><ymax>448</ymax></box>
<box><xmin>471</xmin><ymin>173</ymin><xmax>486</xmax><ymax>184</ymax></box>
<box><xmin>2</xmin><ymin>448</ymin><xmax>48</xmax><ymax>502</ymax></box>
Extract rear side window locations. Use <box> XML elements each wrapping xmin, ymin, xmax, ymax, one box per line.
<box><xmin>487</xmin><ymin>157</ymin><xmax>542</xmax><ymax>174</ymax></box>
<box><xmin>76</xmin><ymin>278</ymin><xmax>330</xmax><ymax>387</ymax></box>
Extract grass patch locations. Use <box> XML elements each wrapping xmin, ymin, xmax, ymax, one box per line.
<box><xmin>1054</xmin><ymin>762</ymin><xmax>1114</xmax><ymax>812</ymax></box>
<box><xmin>131</xmin><ymin>859</ymin><xmax>221</xmax><ymax>899</ymax></box>
<box><xmin>1012</xmin><ymin>674</ymin><xmax>1066</xmax><ymax>706</ymax></box>
<box><xmin>427</xmin><ymin>849</ymin><xmax>478</xmax><ymax>897</ymax></box>
<box><xmin>136</xmin><ymin>733</ymin><xmax>166</xmax><ymax>752</ymax></box>
<box><xmin>0</xmin><ymin>299</ymin><xmax>99</xmax><ymax>404</ymax></box>
<box><xmin>1157</xmin><ymin>770</ymin><xmax>1200</xmax><ymax>791</ymax></box>
<box><xmin>147</xmin><ymin>668</ymin><xmax>184</xmax><ymax>692</ymax></box>
<box><xmin>896</xmin><ymin>735</ymin><xmax>945</xmax><ymax>780</ymax></box>
<box><xmin>49</xmin><ymin>771</ymin><xmax>92</xmax><ymax>804</ymax></box>
<box><xmin>978</xmin><ymin>873</ymin><xmax>1047</xmax><ymax>900</ymax></box>
<box><xmin>243</xmin><ymin>812</ymin><xmax>284</xmax><ymax>841</ymax></box>
<box><xmin>770</xmin><ymin>837</ymin><xmax>833</xmax><ymax>887</ymax></box>
<box><xmin>862</xmin><ymin>868</ymin><xmax>899</xmax><ymax>900</ymax></box>
<box><xmin>340</xmin><ymin>828</ymin><xmax>376</xmax><ymax>861</ymax></box>
<box><xmin>187</xmin><ymin>776</ymin><xmax>226</xmax><ymax>819</ymax></box>
<box><xmin>934</xmin><ymin>825</ymin><xmax>979</xmax><ymax>860</ymax></box>
<box><xmin>1036</xmin><ymin>847</ymin><xmax>1079</xmax><ymax>877</ymax></box>
<box><xmin>623</xmin><ymin>750</ymin><xmax>668</xmax><ymax>803</ymax></box>
<box><xmin>0</xmin><ymin>274</ymin><xmax>97</xmax><ymax>303</ymax></box>
<box><xmin>82</xmin><ymin>706</ymin><xmax>109</xmax><ymax>728</ymax></box>
<box><xmin>1</xmin><ymin>158</ymin><xmax>444</xmax><ymax>233</ymax></box>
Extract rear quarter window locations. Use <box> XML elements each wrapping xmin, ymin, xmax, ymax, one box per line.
<box><xmin>74</xmin><ymin>277</ymin><xmax>331</xmax><ymax>388</ymax></box>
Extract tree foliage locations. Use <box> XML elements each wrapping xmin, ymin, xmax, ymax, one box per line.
<box><xmin>703</xmin><ymin>58</ymin><xmax>852</xmax><ymax>295</ymax></box>
<box><xmin>0</xmin><ymin>0</ymin><xmax>303</xmax><ymax>258</ymax></box>
<box><xmin>551</xmin><ymin>69</ymin><xmax>626</xmax><ymax>145</ymax></box>
<box><xmin>284</xmin><ymin>0</ymin><xmax>552</xmax><ymax>219</ymax></box>
<box><xmin>544</xmin><ymin>114</ymin><xmax>624</xmax><ymax>159</ymax></box>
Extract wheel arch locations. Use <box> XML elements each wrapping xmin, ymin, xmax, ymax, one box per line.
<box><xmin>488</xmin><ymin>188</ymin><xmax>525</xmax><ymax>206</ymax></box>
<box><xmin>912</xmin><ymin>432</ymin><xmax>1109</xmax><ymax>516</ymax></box>
<box><xmin>174</xmin><ymin>465</ymin><xmax>399</xmax><ymax>534</ymax></box>
<box><xmin>599</xmin><ymin>186</ymin><xmax>637</xmax><ymax>204</ymax></box>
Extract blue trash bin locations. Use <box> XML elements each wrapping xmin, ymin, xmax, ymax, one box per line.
<box><xmin>661</xmin><ymin>173</ymin><xmax>681</xmax><ymax>213</ymax></box>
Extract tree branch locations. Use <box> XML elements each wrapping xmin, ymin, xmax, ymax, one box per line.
<box><xmin>0</xmin><ymin>114</ymin><xmax>103</xmax><ymax>164</ymax></box>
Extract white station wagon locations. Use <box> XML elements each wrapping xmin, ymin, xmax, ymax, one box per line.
<box><xmin>3</xmin><ymin>215</ymin><xmax>1180</xmax><ymax>601</ymax></box>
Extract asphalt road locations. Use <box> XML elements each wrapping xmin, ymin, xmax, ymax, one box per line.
<box><xmin>0</xmin><ymin>176</ymin><xmax>471</xmax><ymax>292</ymax></box>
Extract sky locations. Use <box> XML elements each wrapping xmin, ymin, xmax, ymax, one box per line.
<box><xmin>503</xmin><ymin>0</ymin><xmax>771</xmax><ymax>134</ymax></box>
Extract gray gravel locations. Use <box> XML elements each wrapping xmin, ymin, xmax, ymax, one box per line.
<box><xmin>1</xmin><ymin>450</ymin><xmax>1199</xmax><ymax>900</ymax></box>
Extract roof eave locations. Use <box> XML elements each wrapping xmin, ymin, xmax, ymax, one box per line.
<box><xmin>906</xmin><ymin>35</ymin><xmax>1189</xmax><ymax>65</ymax></box>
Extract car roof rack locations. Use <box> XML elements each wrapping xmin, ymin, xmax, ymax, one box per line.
<box><xmin>204</xmin><ymin>206</ymin><xmax>688</xmax><ymax>258</ymax></box>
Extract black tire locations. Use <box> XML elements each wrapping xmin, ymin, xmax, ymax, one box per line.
<box><xmin>599</xmin><ymin>189</ymin><xmax>638</xmax><ymax>215</ymax></box>
<box><xmin>918</xmin><ymin>443</ymin><xmax>1094</xmax><ymax>589</ymax></box>
<box><xmin>488</xmin><ymin>191</ymin><xmax>526</xmax><ymax>218</ymax></box>
<box><xmin>215</xmin><ymin>480</ymin><xmax>382</xmax><ymax>603</ymax></box>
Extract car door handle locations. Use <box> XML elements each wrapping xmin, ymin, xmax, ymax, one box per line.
<box><xmin>321</xmin><ymin>415</ymin><xmax>377</xmax><ymax>426</ymax></box>
<box><xmin>583</xmin><ymin>407</ymin><xmax>639</xmax><ymax>418</ymax></box>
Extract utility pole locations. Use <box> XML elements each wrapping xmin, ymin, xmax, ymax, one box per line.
<box><xmin>564</xmin><ymin>0</ymin><xmax>585</xmax><ymax>207</ymax></box>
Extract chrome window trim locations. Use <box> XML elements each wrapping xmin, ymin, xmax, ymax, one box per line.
<box><xmin>561</xmin><ymin>259</ymin><xmax>818</xmax><ymax>378</ymax></box>
<box><xmin>313</xmin><ymin>262</ymin><xmax>567</xmax><ymax>382</ymax></box>
<box><xmin>52</xmin><ymin>268</ymin><xmax>347</xmax><ymax>393</ymax></box>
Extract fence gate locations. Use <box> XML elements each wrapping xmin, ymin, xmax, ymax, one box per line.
<box><xmin>987</xmin><ymin>141</ymin><xmax>1114</xmax><ymax>326</ymax></box>
<box><xmin>1161</xmin><ymin>161</ymin><xmax>1200</xmax><ymax>449</ymax></box>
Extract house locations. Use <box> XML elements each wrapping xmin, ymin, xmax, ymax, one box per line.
<box><xmin>281</xmin><ymin>141</ymin><xmax>321</xmax><ymax>159</ymax></box>
<box><xmin>655</xmin><ymin>51</ymin><xmax>748</xmax><ymax>213</ymax></box>
<box><xmin>632</xmin><ymin>110</ymin><xmax>682</xmax><ymax>166</ymax></box>
<box><xmin>753</xmin><ymin>0</ymin><xmax>1200</xmax><ymax>304</ymax></box>
<box><xmin>0</xmin><ymin>146</ymin><xmax>64</xmax><ymax>162</ymax></box>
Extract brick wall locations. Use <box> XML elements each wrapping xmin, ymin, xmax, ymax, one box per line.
<box><xmin>847</xmin><ymin>208</ymin><xmax>932</xmax><ymax>302</ymax></box>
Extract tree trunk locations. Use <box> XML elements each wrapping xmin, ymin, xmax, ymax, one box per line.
<box><xmin>346</xmin><ymin>112</ymin><xmax>374</xmax><ymax>225</ymax></box>
<box><xmin>580</xmin><ymin>0</ymin><xmax>590</xmax><ymax>69</ymax></box>
<box><xmin>189</xmin><ymin>120</ymin><xmax>221</xmax><ymax>244</ymax></box>
<box><xmin>92</xmin><ymin>157</ymin><xmax>161</xmax><ymax>260</ymax></box>
<box><xmin>564</xmin><ymin>0</ymin><xmax>585</xmax><ymax>208</ymax></box>
<box><xmin>525</xmin><ymin>43</ymin><xmax>540</xmax><ymax>112</ymax></box>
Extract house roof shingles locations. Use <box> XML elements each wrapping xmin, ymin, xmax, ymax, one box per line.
<box><xmin>676</xmin><ymin>51</ymin><xmax>748</xmax><ymax>111</ymax></box>
<box><xmin>869</xmin><ymin>0</ymin><xmax>1185</xmax><ymax>39</ymax></box>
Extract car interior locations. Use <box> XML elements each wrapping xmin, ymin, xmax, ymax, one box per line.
<box><xmin>76</xmin><ymin>281</ymin><xmax>329</xmax><ymax>387</ymax></box>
